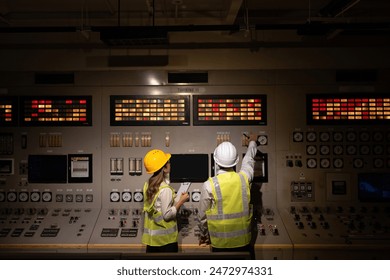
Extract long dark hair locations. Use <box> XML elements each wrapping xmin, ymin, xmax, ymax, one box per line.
<box><xmin>146</xmin><ymin>167</ymin><xmax>166</xmax><ymax>203</ymax></box>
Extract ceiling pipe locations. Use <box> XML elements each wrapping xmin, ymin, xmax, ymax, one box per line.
<box><xmin>0</xmin><ymin>22</ymin><xmax>389</xmax><ymax>33</ymax></box>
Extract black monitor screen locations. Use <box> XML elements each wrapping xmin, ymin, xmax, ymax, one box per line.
<box><xmin>170</xmin><ymin>154</ymin><xmax>209</xmax><ymax>183</ymax></box>
<box><xmin>28</xmin><ymin>155</ymin><xmax>67</xmax><ymax>183</ymax></box>
<box><xmin>358</xmin><ymin>173</ymin><xmax>390</xmax><ymax>202</ymax></box>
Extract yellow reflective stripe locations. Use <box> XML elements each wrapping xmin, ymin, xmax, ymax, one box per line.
<box><xmin>239</xmin><ymin>172</ymin><xmax>249</xmax><ymax>213</ymax></box>
<box><xmin>211</xmin><ymin>176</ymin><xmax>223</xmax><ymax>215</ymax></box>
<box><xmin>206</xmin><ymin>210</ymin><xmax>251</xmax><ymax>220</ymax></box>
<box><xmin>143</xmin><ymin>224</ymin><xmax>177</xmax><ymax>236</ymax></box>
<box><xmin>209</xmin><ymin>227</ymin><xmax>251</xmax><ymax>238</ymax></box>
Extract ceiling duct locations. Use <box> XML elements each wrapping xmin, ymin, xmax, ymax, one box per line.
<box><xmin>100</xmin><ymin>27</ymin><xmax>168</xmax><ymax>46</ymax></box>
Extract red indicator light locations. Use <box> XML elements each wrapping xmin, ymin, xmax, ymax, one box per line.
<box><xmin>66</xmin><ymin>100</ymin><xmax>73</xmax><ymax>104</ymax></box>
<box><xmin>79</xmin><ymin>100</ymin><xmax>87</xmax><ymax>104</ymax></box>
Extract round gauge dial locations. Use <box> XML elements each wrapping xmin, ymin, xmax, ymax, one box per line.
<box><xmin>346</xmin><ymin>131</ymin><xmax>357</xmax><ymax>142</ymax></box>
<box><xmin>320</xmin><ymin>158</ymin><xmax>330</xmax><ymax>169</ymax></box>
<box><xmin>333</xmin><ymin>158</ymin><xmax>344</xmax><ymax>169</ymax></box>
<box><xmin>110</xmin><ymin>191</ymin><xmax>120</xmax><ymax>202</ymax></box>
<box><xmin>293</xmin><ymin>131</ymin><xmax>304</xmax><ymax>142</ymax></box>
<box><xmin>320</xmin><ymin>145</ymin><xmax>330</xmax><ymax>155</ymax></box>
<box><xmin>257</xmin><ymin>135</ymin><xmax>268</xmax><ymax>145</ymax></box>
<box><xmin>133</xmin><ymin>192</ymin><xmax>144</xmax><ymax>202</ymax></box>
<box><xmin>373</xmin><ymin>131</ymin><xmax>384</xmax><ymax>142</ymax></box>
<box><xmin>306</xmin><ymin>132</ymin><xmax>317</xmax><ymax>142</ymax></box>
<box><xmin>42</xmin><ymin>192</ymin><xmax>52</xmax><ymax>202</ymax></box>
<box><xmin>333</xmin><ymin>145</ymin><xmax>344</xmax><ymax>155</ymax></box>
<box><xmin>319</xmin><ymin>132</ymin><xmax>330</xmax><ymax>142</ymax></box>
<box><xmin>306</xmin><ymin>158</ymin><xmax>317</xmax><ymax>168</ymax></box>
<box><xmin>19</xmin><ymin>192</ymin><xmax>29</xmax><ymax>202</ymax></box>
<box><xmin>373</xmin><ymin>145</ymin><xmax>384</xmax><ymax>155</ymax></box>
<box><xmin>30</xmin><ymin>192</ymin><xmax>40</xmax><ymax>202</ymax></box>
<box><xmin>306</xmin><ymin>145</ymin><xmax>317</xmax><ymax>155</ymax></box>
<box><xmin>122</xmin><ymin>192</ymin><xmax>132</xmax><ymax>202</ymax></box>
<box><xmin>7</xmin><ymin>192</ymin><xmax>17</xmax><ymax>202</ymax></box>
<box><xmin>0</xmin><ymin>192</ymin><xmax>5</xmax><ymax>202</ymax></box>
<box><xmin>191</xmin><ymin>191</ymin><xmax>201</xmax><ymax>202</ymax></box>
<box><xmin>353</xmin><ymin>158</ymin><xmax>364</xmax><ymax>168</ymax></box>
<box><xmin>333</xmin><ymin>132</ymin><xmax>343</xmax><ymax>142</ymax></box>
<box><xmin>346</xmin><ymin>145</ymin><xmax>357</xmax><ymax>155</ymax></box>
<box><xmin>373</xmin><ymin>158</ymin><xmax>384</xmax><ymax>168</ymax></box>
<box><xmin>359</xmin><ymin>145</ymin><xmax>370</xmax><ymax>155</ymax></box>
<box><xmin>359</xmin><ymin>131</ymin><xmax>370</xmax><ymax>142</ymax></box>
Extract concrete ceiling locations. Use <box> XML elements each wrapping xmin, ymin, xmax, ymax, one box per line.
<box><xmin>0</xmin><ymin>0</ymin><xmax>389</xmax><ymax>49</ymax></box>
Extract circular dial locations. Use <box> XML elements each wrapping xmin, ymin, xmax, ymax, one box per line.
<box><xmin>373</xmin><ymin>131</ymin><xmax>384</xmax><ymax>142</ymax></box>
<box><xmin>306</xmin><ymin>158</ymin><xmax>317</xmax><ymax>168</ymax></box>
<box><xmin>19</xmin><ymin>192</ymin><xmax>29</xmax><ymax>202</ymax></box>
<box><xmin>306</xmin><ymin>145</ymin><xmax>317</xmax><ymax>155</ymax></box>
<box><xmin>333</xmin><ymin>132</ymin><xmax>344</xmax><ymax>142</ymax></box>
<box><xmin>122</xmin><ymin>192</ymin><xmax>132</xmax><ymax>202</ymax></box>
<box><xmin>7</xmin><ymin>192</ymin><xmax>17</xmax><ymax>202</ymax></box>
<box><xmin>30</xmin><ymin>192</ymin><xmax>40</xmax><ymax>202</ymax></box>
<box><xmin>320</xmin><ymin>145</ymin><xmax>330</xmax><ymax>155</ymax></box>
<box><xmin>333</xmin><ymin>158</ymin><xmax>344</xmax><ymax>169</ymax></box>
<box><xmin>0</xmin><ymin>192</ymin><xmax>5</xmax><ymax>202</ymax></box>
<box><xmin>359</xmin><ymin>131</ymin><xmax>370</xmax><ymax>142</ymax></box>
<box><xmin>42</xmin><ymin>192</ymin><xmax>52</xmax><ymax>202</ymax></box>
<box><xmin>346</xmin><ymin>131</ymin><xmax>357</xmax><ymax>142</ymax></box>
<box><xmin>320</xmin><ymin>158</ymin><xmax>331</xmax><ymax>168</ymax></box>
<box><xmin>133</xmin><ymin>192</ymin><xmax>144</xmax><ymax>202</ymax></box>
<box><xmin>346</xmin><ymin>145</ymin><xmax>357</xmax><ymax>155</ymax></box>
<box><xmin>373</xmin><ymin>158</ymin><xmax>384</xmax><ymax>168</ymax></box>
<box><xmin>191</xmin><ymin>192</ymin><xmax>201</xmax><ymax>202</ymax></box>
<box><xmin>333</xmin><ymin>145</ymin><xmax>344</xmax><ymax>155</ymax></box>
<box><xmin>319</xmin><ymin>132</ymin><xmax>330</xmax><ymax>142</ymax></box>
<box><xmin>353</xmin><ymin>158</ymin><xmax>364</xmax><ymax>168</ymax></box>
<box><xmin>306</xmin><ymin>131</ymin><xmax>317</xmax><ymax>142</ymax></box>
<box><xmin>359</xmin><ymin>145</ymin><xmax>370</xmax><ymax>155</ymax></box>
<box><xmin>373</xmin><ymin>145</ymin><xmax>384</xmax><ymax>155</ymax></box>
<box><xmin>257</xmin><ymin>135</ymin><xmax>268</xmax><ymax>145</ymax></box>
<box><xmin>293</xmin><ymin>131</ymin><xmax>303</xmax><ymax>142</ymax></box>
<box><xmin>110</xmin><ymin>192</ymin><xmax>120</xmax><ymax>202</ymax></box>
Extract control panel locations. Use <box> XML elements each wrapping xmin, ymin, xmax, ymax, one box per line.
<box><xmin>1</xmin><ymin>69</ymin><xmax>390</xmax><ymax>259</ymax></box>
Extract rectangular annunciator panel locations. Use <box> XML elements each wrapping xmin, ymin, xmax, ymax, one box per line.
<box><xmin>193</xmin><ymin>95</ymin><xmax>267</xmax><ymax>126</ymax></box>
<box><xmin>307</xmin><ymin>93</ymin><xmax>390</xmax><ymax>125</ymax></box>
<box><xmin>110</xmin><ymin>95</ymin><xmax>190</xmax><ymax>126</ymax></box>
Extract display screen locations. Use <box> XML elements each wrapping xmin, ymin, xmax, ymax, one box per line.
<box><xmin>170</xmin><ymin>154</ymin><xmax>209</xmax><ymax>183</ymax></box>
<box><xmin>358</xmin><ymin>173</ymin><xmax>390</xmax><ymax>202</ymax></box>
<box><xmin>28</xmin><ymin>155</ymin><xmax>67</xmax><ymax>183</ymax></box>
<box><xmin>0</xmin><ymin>97</ymin><xmax>18</xmax><ymax>126</ymax></box>
<box><xmin>193</xmin><ymin>95</ymin><xmax>267</xmax><ymax>125</ymax></box>
<box><xmin>307</xmin><ymin>94</ymin><xmax>390</xmax><ymax>125</ymax></box>
<box><xmin>110</xmin><ymin>95</ymin><xmax>190</xmax><ymax>126</ymax></box>
<box><xmin>68</xmin><ymin>154</ymin><xmax>93</xmax><ymax>183</ymax></box>
<box><xmin>20</xmin><ymin>96</ymin><xmax>92</xmax><ymax>126</ymax></box>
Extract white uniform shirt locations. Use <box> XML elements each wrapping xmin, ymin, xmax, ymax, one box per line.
<box><xmin>197</xmin><ymin>141</ymin><xmax>258</xmax><ymax>238</ymax></box>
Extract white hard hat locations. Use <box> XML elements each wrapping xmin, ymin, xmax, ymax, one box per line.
<box><xmin>213</xmin><ymin>142</ymin><xmax>239</xmax><ymax>168</ymax></box>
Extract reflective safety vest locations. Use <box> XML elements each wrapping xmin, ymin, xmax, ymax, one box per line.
<box><xmin>141</xmin><ymin>183</ymin><xmax>178</xmax><ymax>246</ymax></box>
<box><xmin>206</xmin><ymin>171</ymin><xmax>252</xmax><ymax>248</ymax></box>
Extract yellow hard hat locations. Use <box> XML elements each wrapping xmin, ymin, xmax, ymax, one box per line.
<box><xmin>144</xmin><ymin>149</ymin><xmax>171</xmax><ymax>174</ymax></box>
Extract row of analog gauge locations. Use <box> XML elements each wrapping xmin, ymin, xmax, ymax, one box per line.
<box><xmin>306</xmin><ymin>157</ymin><xmax>389</xmax><ymax>169</ymax></box>
<box><xmin>0</xmin><ymin>191</ymin><xmax>94</xmax><ymax>203</ymax></box>
<box><xmin>293</xmin><ymin>130</ymin><xmax>390</xmax><ymax>143</ymax></box>
<box><xmin>306</xmin><ymin>144</ymin><xmax>390</xmax><ymax>156</ymax></box>
<box><xmin>109</xmin><ymin>190</ymin><xmax>202</xmax><ymax>202</ymax></box>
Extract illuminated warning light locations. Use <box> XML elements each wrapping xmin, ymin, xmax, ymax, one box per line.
<box><xmin>79</xmin><ymin>100</ymin><xmax>87</xmax><ymax>104</ymax></box>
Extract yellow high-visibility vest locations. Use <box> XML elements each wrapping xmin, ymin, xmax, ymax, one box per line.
<box><xmin>206</xmin><ymin>171</ymin><xmax>252</xmax><ymax>248</ymax></box>
<box><xmin>141</xmin><ymin>183</ymin><xmax>178</xmax><ymax>246</ymax></box>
